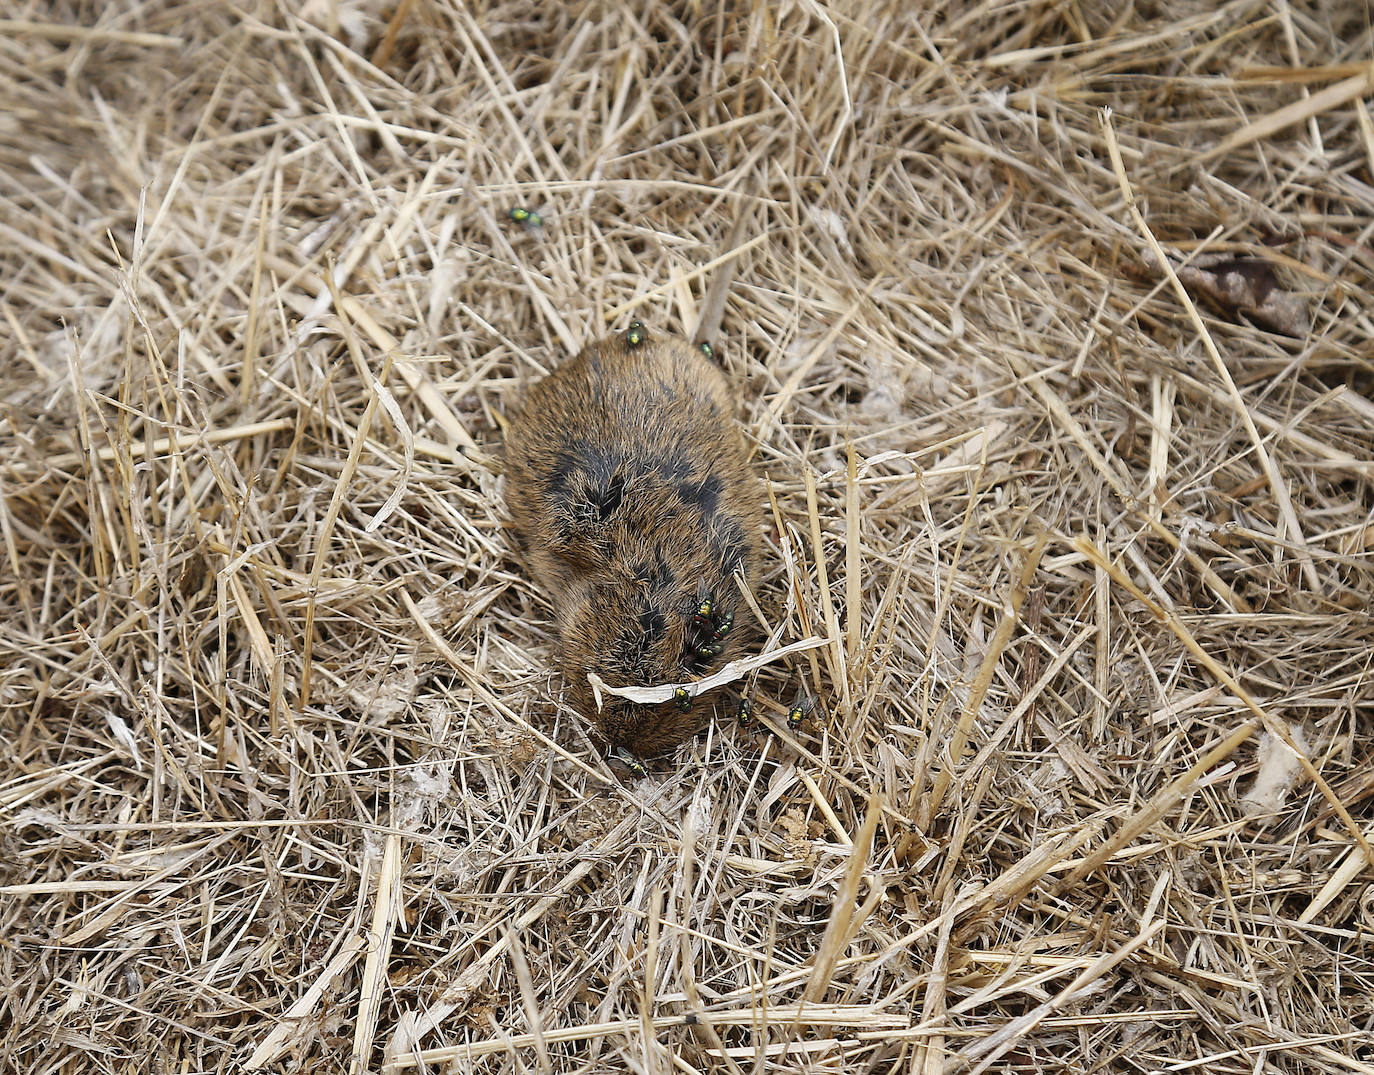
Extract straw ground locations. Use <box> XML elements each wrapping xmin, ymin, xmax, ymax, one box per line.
<box><xmin>2</xmin><ymin>1</ymin><xmax>1373</xmax><ymax>1072</ymax></box>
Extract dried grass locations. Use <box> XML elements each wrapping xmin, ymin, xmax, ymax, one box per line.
<box><xmin>2</xmin><ymin>1</ymin><xmax>1373</xmax><ymax>1073</ymax></box>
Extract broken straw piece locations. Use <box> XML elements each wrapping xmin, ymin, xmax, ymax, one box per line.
<box><xmin>587</xmin><ymin>635</ymin><xmax>831</xmax><ymax>711</ymax></box>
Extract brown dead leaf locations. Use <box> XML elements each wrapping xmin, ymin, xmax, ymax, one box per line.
<box><xmin>1142</xmin><ymin>249</ymin><xmax>1310</xmax><ymax>337</ymax></box>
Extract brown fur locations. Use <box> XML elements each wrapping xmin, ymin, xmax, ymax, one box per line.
<box><xmin>504</xmin><ymin>328</ymin><xmax>761</xmax><ymax>759</ymax></box>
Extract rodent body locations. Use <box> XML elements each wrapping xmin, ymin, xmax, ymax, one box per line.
<box><xmin>504</xmin><ymin>328</ymin><xmax>761</xmax><ymax>760</ymax></box>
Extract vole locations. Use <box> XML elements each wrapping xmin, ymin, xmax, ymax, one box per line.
<box><xmin>504</xmin><ymin>321</ymin><xmax>761</xmax><ymax>767</ymax></box>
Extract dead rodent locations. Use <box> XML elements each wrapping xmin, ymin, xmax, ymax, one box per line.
<box><xmin>504</xmin><ymin>322</ymin><xmax>761</xmax><ymax>764</ymax></box>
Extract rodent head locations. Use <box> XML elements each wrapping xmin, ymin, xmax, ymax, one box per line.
<box><xmin>558</xmin><ymin>569</ymin><xmax>748</xmax><ymax>757</ymax></box>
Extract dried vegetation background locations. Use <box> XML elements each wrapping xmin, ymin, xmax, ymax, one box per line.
<box><xmin>3</xmin><ymin>1</ymin><xmax>1374</xmax><ymax>1072</ymax></box>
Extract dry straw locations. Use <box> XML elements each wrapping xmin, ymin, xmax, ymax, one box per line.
<box><xmin>2</xmin><ymin>1</ymin><xmax>1373</xmax><ymax>1073</ymax></box>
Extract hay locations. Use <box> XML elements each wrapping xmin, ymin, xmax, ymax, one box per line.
<box><xmin>2</xmin><ymin>1</ymin><xmax>1373</xmax><ymax>1072</ymax></box>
